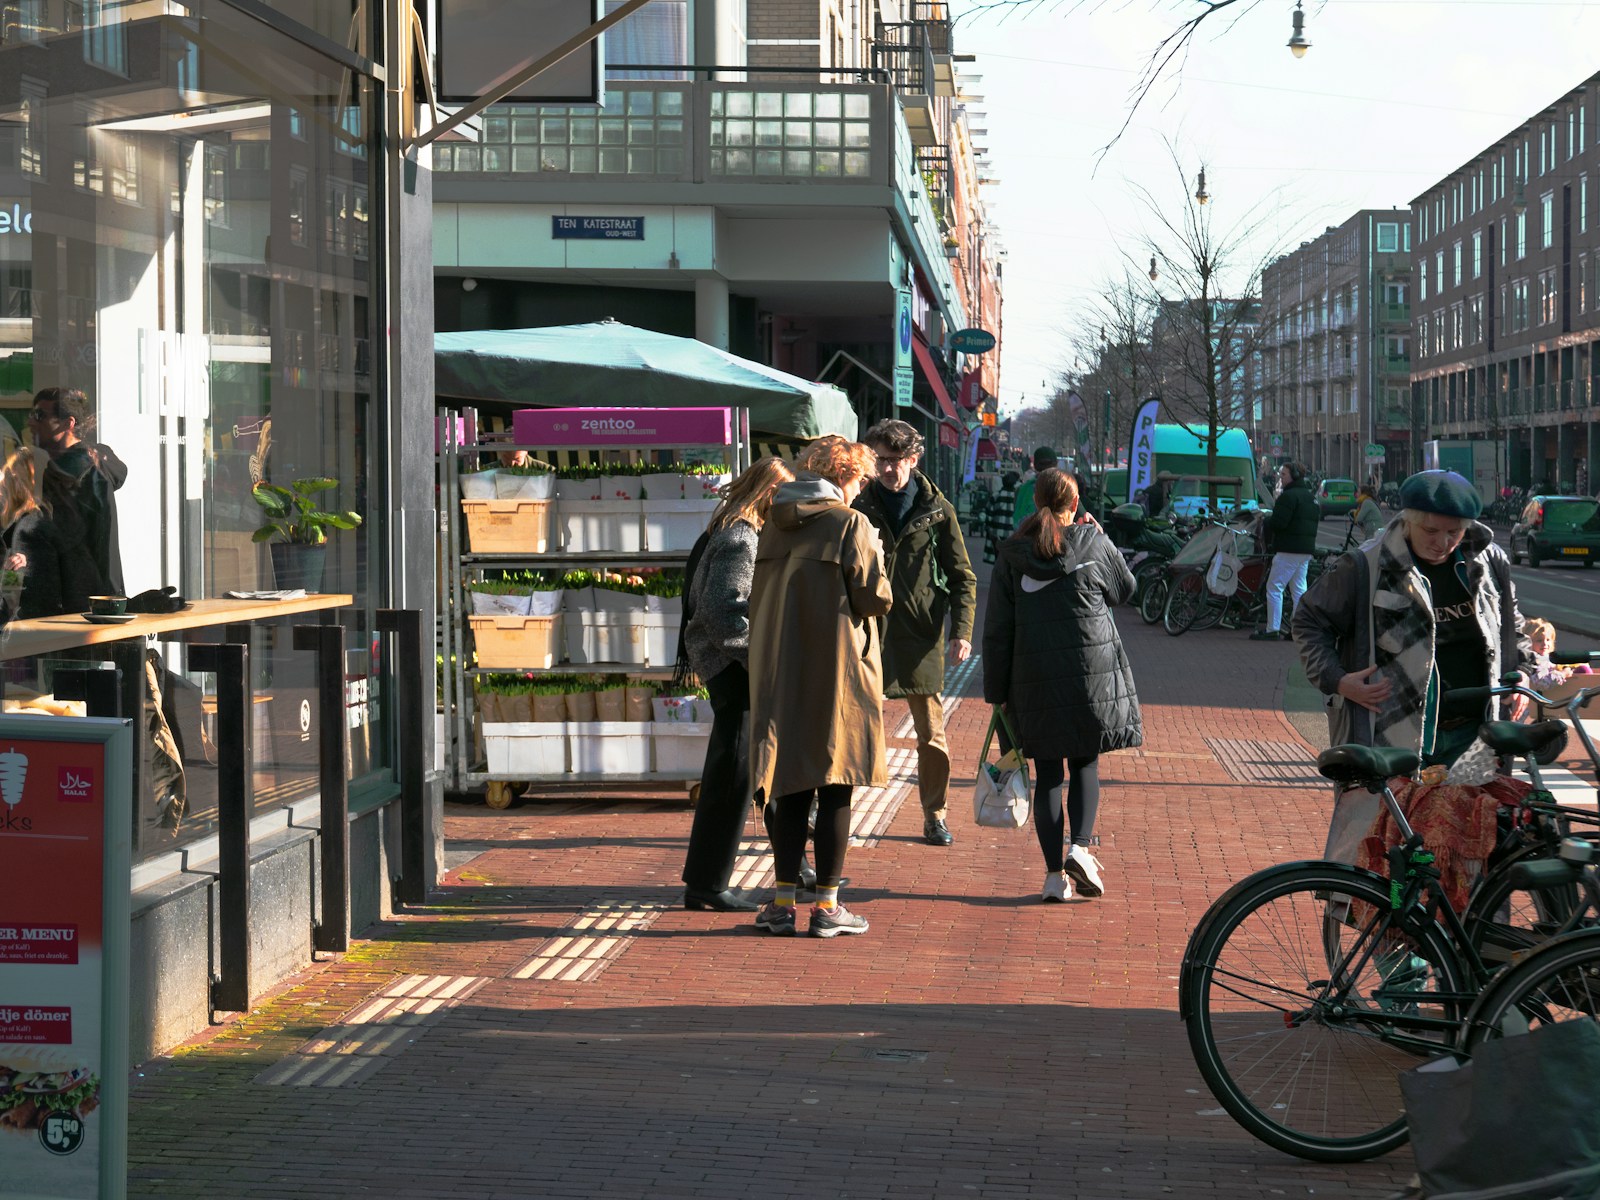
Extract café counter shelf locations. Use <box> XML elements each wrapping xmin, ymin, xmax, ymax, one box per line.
<box><xmin>0</xmin><ymin>594</ymin><xmax>356</xmax><ymax>660</ymax></box>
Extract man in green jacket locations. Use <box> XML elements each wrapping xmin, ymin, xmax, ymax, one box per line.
<box><xmin>855</xmin><ymin>419</ymin><xmax>978</xmax><ymax>846</ymax></box>
<box><xmin>1252</xmin><ymin>461</ymin><xmax>1321</xmax><ymax>641</ymax></box>
<box><xmin>1012</xmin><ymin>446</ymin><xmax>1059</xmax><ymax>529</ymax></box>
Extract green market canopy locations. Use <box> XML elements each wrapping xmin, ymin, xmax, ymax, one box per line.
<box><xmin>435</xmin><ymin>321</ymin><xmax>858</xmax><ymax>441</ymax></box>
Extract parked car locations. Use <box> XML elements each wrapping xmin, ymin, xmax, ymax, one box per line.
<box><xmin>1510</xmin><ymin>494</ymin><xmax>1600</xmax><ymax>568</ymax></box>
<box><xmin>1313</xmin><ymin>477</ymin><xmax>1358</xmax><ymax>517</ymax></box>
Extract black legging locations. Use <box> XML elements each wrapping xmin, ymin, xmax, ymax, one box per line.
<box><xmin>1032</xmin><ymin>756</ymin><xmax>1100</xmax><ymax>873</ymax></box>
<box><xmin>769</xmin><ymin>784</ymin><xmax>852</xmax><ymax>887</ymax></box>
<box><xmin>680</xmin><ymin>663</ymin><xmax>750</xmax><ymax>893</ymax></box>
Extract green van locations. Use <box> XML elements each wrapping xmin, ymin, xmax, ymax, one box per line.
<box><xmin>1098</xmin><ymin>425</ymin><xmax>1260</xmax><ymax>519</ymax></box>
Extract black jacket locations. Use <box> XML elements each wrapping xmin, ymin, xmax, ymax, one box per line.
<box><xmin>1</xmin><ymin>509</ymin><xmax>71</xmax><ymax>619</ymax></box>
<box><xmin>1267</xmin><ymin>479</ymin><xmax>1320</xmax><ymax>554</ymax></box>
<box><xmin>982</xmin><ymin>523</ymin><xmax>1143</xmax><ymax>759</ymax></box>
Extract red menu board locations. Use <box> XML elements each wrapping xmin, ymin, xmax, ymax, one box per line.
<box><xmin>0</xmin><ymin>732</ymin><xmax>115</xmax><ymax>1198</ymax></box>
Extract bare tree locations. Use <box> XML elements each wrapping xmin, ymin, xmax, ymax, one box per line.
<box><xmin>1134</xmin><ymin>143</ymin><xmax>1281</xmax><ymax>504</ymax></box>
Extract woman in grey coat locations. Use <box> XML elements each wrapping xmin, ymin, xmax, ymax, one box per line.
<box><xmin>983</xmin><ymin>469</ymin><xmax>1143</xmax><ymax>903</ymax></box>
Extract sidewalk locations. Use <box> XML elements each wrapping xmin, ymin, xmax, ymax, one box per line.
<box><xmin>127</xmin><ymin>572</ymin><xmax>1415</xmax><ymax>1199</ymax></box>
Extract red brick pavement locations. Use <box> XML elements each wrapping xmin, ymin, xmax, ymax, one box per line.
<box><xmin>127</xmin><ymin>571</ymin><xmax>1415</xmax><ymax>1199</ymax></box>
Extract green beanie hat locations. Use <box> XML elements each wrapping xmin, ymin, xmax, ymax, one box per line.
<box><xmin>1398</xmin><ymin>470</ymin><xmax>1482</xmax><ymax>519</ymax></box>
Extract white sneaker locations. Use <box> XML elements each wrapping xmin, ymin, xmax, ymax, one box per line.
<box><xmin>1041</xmin><ymin>872</ymin><xmax>1072</xmax><ymax>903</ymax></box>
<box><xmin>1064</xmin><ymin>845</ymin><xmax>1105</xmax><ymax>898</ymax></box>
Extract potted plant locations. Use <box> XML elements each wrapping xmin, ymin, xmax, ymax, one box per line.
<box><xmin>252</xmin><ymin>477</ymin><xmax>363</xmax><ymax>592</ymax></box>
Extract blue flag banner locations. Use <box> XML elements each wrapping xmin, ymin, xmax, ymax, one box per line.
<box><xmin>1127</xmin><ymin>397</ymin><xmax>1162</xmax><ymax>504</ymax></box>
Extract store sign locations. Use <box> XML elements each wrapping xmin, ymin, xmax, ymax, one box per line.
<box><xmin>959</xmin><ymin>369</ymin><xmax>983</xmax><ymax>409</ymax></box>
<box><xmin>0</xmin><ymin>716</ymin><xmax>131</xmax><ymax>1200</ymax></box>
<box><xmin>893</xmin><ymin>366</ymin><xmax>914</xmax><ymax>407</ymax></box>
<box><xmin>0</xmin><ymin>202</ymin><xmax>33</xmax><ymax>234</ymax></box>
<box><xmin>938</xmin><ymin>422</ymin><xmax>958</xmax><ymax>449</ymax></box>
<box><xmin>895</xmin><ymin>291</ymin><xmax>913</xmax><ymax>372</ymax></box>
<box><xmin>513</xmin><ymin>406</ymin><xmax>732</xmax><ymax>447</ymax></box>
<box><xmin>1127</xmin><ymin>396</ymin><xmax>1162</xmax><ymax>504</ymax></box>
<box><xmin>947</xmin><ymin>327</ymin><xmax>996</xmax><ymax>354</ymax></box>
<box><xmin>552</xmin><ymin>216</ymin><xmax>644</xmax><ymax>241</ymax></box>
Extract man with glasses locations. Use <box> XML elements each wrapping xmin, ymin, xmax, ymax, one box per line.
<box><xmin>29</xmin><ymin>387</ymin><xmax>127</xmax><ymax>596</ymax></box>
<box><xmin>854</xmin><ymin>419</ymin><xmax>977</xmax><ymax>846</ymax></box>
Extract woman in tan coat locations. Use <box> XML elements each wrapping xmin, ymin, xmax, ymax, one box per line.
<box><xmin>748</xmin><ymin>438</ymin><xmax>893</xmax><ymax>938</ymax></box>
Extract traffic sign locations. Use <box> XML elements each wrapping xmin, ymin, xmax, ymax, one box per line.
<box><xmin>893</xmin><ymin>365</ymin><xmax>914</xmax><ymax>407</ymax></box>
<box><xmin>1268</xmin><ymin>432</ymin><xmax>1284</xmax><ymax>453</ymax></box>
<box><xmin>1364</xmin><ymin>442</ymin><xmax>1383</xmax><ymax>457</ymax></box>
<box><xmin>948</xmin><ymin>327</ymin><xmax>996</xmax><ymax>354</ymax></box>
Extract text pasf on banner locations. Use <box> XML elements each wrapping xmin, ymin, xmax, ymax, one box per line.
<box><xmin>1126</xmin><ymin>397</ymin><xmax>1162</xmax><ymax>504</ymax></box>
<box><xmin>0</xmin><ymin>730</ymin><xmax>116</xmax><ymax>1198</ymax></box>
<box><xmin>512</xmin><ymin>407</ymin><xmax>732</xmax><ymax>447</ymax></box>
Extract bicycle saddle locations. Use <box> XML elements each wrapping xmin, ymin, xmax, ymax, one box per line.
<box><xmin>1478</xmin><ymin>719</ymin><xmax>1569</xmax><ymax>764</ymax></box>
<box><xmin>1316</xmin><ymin>744</ymin><xmax>1420</xmax><ymax>787</ymax></box>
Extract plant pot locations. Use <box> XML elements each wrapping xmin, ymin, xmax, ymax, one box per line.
<box><xmin>594</xmin><ymin>687</ymin><xmax>627</xmax><ymax>721</ymax></box>
<box><xmin>269</xmin><ymin>542</ymin><xmax>327</xmax><ymax>592</ymax></box>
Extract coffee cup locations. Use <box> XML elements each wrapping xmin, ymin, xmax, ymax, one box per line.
<box><xmin>89</xmin><ymin>595</ymin><xmax>128</xmax><ymax>617</ymax></box>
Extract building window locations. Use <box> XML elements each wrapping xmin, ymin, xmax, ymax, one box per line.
<box><xmin>1450</xmin><ymin>303</ymin><xmax>1463</xmax><ymax>350</ymax></box>
<box><xmin>1580</xmin><ymin>254</ymin><xmax>1588</xmax><ymax>313</ymax></box>
<box><xmin>1541</xmin><ymin>192</ymin><xmax>1554</xmax><ymax>249</ymax></box>
<box><xmin>203</xmin><ymin>145</ymin><xmax>228</xmax><ymax>226</ymax></box>
<box><xmin>1500</xmin><ymin>284</ymin><xmax>1509</xmax><ymax>336</ymax></box>
<box><xmin>18</xmin><ymin>83</ymin><xmax>45</xmax><ymax>178</ymax></box>
<box><xmin>1472</xmin><ymin>230</ymin><xmax>1483</xmax><ymax>278</ymax></box>
<box><xmin>1582</xmin><ymin>175</ymin><xmax>1589</xmax><ymax>235</ymax></box>
<box><xmin>1513</xmin><ymin>278</ymin><xmax>1530</xmax><ymax>331</ymax></box>
<box><xmin>1538</xmin><ymin>270</ymin><xmax>1557</xmax><ymax>324</ymax></box>
<box><xmin>1467</xmin><ymin>294</ymin><xmax>1483</xmax><ymax>343</ymax></box>
<box><xmin>1403</xmin><ymin>222</ymin><xmax>1411</xmax><ymax>252</ymax></box>
<box><xmin>1376</xmin><ymin>221</ymin><xmax>1399</xmax><ymax>253</ymax></box>
<box><xmin>1435</xmin><ymin>250</ymin><xmax>1444</xmax><ymax>294</ymax></box>
<box><xmin>1453</xmin><ymin>240</ymin><xmax>1462</xmax><ymax>287</ymax></box>
<box><xmin>1420</xmin><ymin>267</ymin><xmax>1428</xmax><ymax>301</ymax></box>
<box><xmin>1501</xmin><ymin>217</ymin><xmax>1508</xmax><ymax>266</ymax></box>
<box><xmin>82</xmin><ymin>0</ymin><xmax>128</xmax><ymax>75</ymax></box>
<box><xmin>1517</xmin><ymin>211</ymin><xmax>1527</xmax><ymax>259</ymax></box>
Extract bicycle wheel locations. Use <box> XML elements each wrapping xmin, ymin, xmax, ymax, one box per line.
<box><xmin>1138</xmin><ymin>574</ymin><xmax>1169</xmax><ymax>624</ymax></box>
<box><xmin>1463</xmin><ymin>927</ymin><xmax>1600</xmax><ymax>1050</ymax></box>
<box><xmin>1181</xmin><ymin>862</ymin><xmax>1471</xmax><ymax>1162</ymax></box>
<box><xmin>1463</xmin><ymin>843</ymin><xmax>1586</xmax><ymax>969</ymax></box>
<box><xmin>1190</xmin><ymin>593</ymin><xmax>1230</xmax><ymax>632</ymax></box>
<box><xmin>1163</xmin><ymin>574</ymin><xmax>1209</xmax><ymax>635</ymax></box>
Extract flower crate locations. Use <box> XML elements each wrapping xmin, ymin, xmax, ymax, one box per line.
<box><xmin>568</xmin><ymin>721</ymin><xmax>652</xmax><ymax>774</ymax></box>
<box><xmin>470</xmin><ymin>614</ymin><xmax>561</xmax><ymax>669</ymax></box>
<box><xmin>556</xmin><ymin>499</ymin><xmax>643</xmax><ymax>553</ymax></box>
<box><xmin>642</xmin><ymin>498</ymin><xmax>719</xmax><ymax>552</ymax></box>
<box><xmin>484</xmin><ymin>721</ymin><xmax>568</xmax><ymax>774</ymax></box>
<box><xmin>461</xmin><ymin>499</ymin><xmax>553</xmax><ymax>554</ymax></box>
<box><xmin>652</xmin><ymin>722</ymin><xmax>712</xmax><ymax>774</ymax></box>
<box><xmin>563</xmin><ymin>612</ymin><xmax>647</xmax><ymax>665</ymax></box>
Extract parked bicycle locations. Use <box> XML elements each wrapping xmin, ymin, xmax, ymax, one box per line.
<box><xmin>1179</xmin><ymin>676</ymin><xmax>1600</xmax><ymax>1162</ymax></box>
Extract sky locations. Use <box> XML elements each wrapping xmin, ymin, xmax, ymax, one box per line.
<box><xmin>948</xmin><ymin>0</ymin><xmax>1600</xmax><ymax>416</ymax></box>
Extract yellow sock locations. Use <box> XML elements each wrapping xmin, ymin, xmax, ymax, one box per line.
<box><xmin>815</xmin><ymin>886</ymin><xmax>839</xmax><ymax>910</ymax></box>
<box><xmin>774</xmin><ymin>883</ymin><xmax>796</xmax><ymax>906</ymax></box>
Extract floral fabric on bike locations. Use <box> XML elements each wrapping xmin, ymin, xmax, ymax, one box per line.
<box><xmin>1355</xmin><ymin>773</ymin><xmax>1533</xmax><ymax>913</ymax></box>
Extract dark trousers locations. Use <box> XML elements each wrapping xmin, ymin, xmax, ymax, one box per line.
<box><xmin>770</xmin><ymin>784</ymin><xmax>853</xmax><ymax>888</ymax></box>
<box><xmin>680</xmin><ymin>664</ymin><xmax>751</xmax><ymax>893</ymax></box>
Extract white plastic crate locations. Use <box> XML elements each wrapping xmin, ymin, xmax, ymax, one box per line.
<box><xmin>652</xmin><ymin>722</ymin><xmax>712</xmax><ymax>774</ymax></box>
<box><xmin>564</xmin><ymin>612</ymin><xmax>647</xmax><ymax>665</ymax></box>
<box><xmin>568</xmin><ymin>721</ymin><xmax>652</xmax><ymax>774</ymax></box>
<box><xmin>483</xmin><ymin>721</ymin><xmax>568</xmax><ymax>775</ymax></box>
<box><xmin>557</xmin><ymin>499</ymin><xmax>643</xmax><ymax>552</ymax></box>
<box><xmin>642</xmin><ymin>498</ymin><xmax>719</xmax><ymax>552</ymax></box>
<box><xmin>640</xmin><ymin>613</ymin><xmax>681</xmax><ymax>666</ymax></box>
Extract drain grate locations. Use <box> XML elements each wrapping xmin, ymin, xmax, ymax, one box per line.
<box><xmin>1205</xmin><ymin>737</ymin><xmax>1326</xmax><ymax>788</ymax></box>
<box><xmin>256</xmin><ymin>974</ymin><xmax>488</xmax><ymax>1088</ymax></box>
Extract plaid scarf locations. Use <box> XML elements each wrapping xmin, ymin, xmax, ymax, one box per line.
<box><xmin>1367</xmin><ymin>521</ymin><xmax>1508</xmax><ymax>783</ymax></box>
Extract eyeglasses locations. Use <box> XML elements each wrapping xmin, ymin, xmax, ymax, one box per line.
<box><xmin>876</xmin><ymin>455</ymin><xmax>911</xmax><ymax>468</ymax></box>
<box><xmin>27</xmin><ymin>408</ymin><xmax>55</xmax><ymax>422</ymax></box>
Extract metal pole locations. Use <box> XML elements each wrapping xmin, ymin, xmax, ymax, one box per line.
<box><xmin>377</xmin><ymin>608</ymin><xmax>429</xmax><ymax>905</ymax></box>
<box><xmin>189</xmin><ymin>642</ymin><xmax>252</xmax><ymax>1011</ymax></box>
<box><xmin>296</xmin><ymin>624</ymin><xmax>349</xmax><ymax>953</ymax></box>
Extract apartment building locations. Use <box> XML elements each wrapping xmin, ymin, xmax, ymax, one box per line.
<box><xmin>1412</xmin><ymin>72</ymin><xmax>1600</xmax><ymax>494</ymax></box>
<box><xmin>1254</xmin><ymin>210</ymin><xmax>1413</xmax><ymax>482</ymax></box>
<box><xmin>430</xmin><ymin>0</ymin><xmax>1004</xmax><ymax>482</ymax></box>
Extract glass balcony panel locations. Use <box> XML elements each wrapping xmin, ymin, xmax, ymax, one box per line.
<box><xmin>755</xmin><ymin>92</ymin><xmax>783</xmax><ymax>118</ymax></box>
<box><xmin>726</xmin><ymin>120</ymin><xmax>753</xmax><ymax>147</ymax></box>
<box><xmin>628</xmin><ymin>121</ymin><xmax>655</xmax><ymax>145</ymax></box>
<box><xmin>483</xmin><ymin>147</ymin><xmax>507</xmax><ymax>172</ymax></box>
<box><xmin>726</xmin><ymin>91</ymin><xmax>751</xmax><ymax>118</ymax></box>
<box><xmin>814</xmin><ymin>122</ymin><xmax>841</xmax><ymax>147</ymax></box>
<box><xmin>755</xmin><ymin>149</ymin><xmax>782</xmax><ymax>175</ymax></box>
<box><xmin>571</xmin><ymin>146</ymin><xmax>598</xmax><ymax>173</ymax></box>
<box><xmin>659</xmin><ymin>147</ymin><xmax>684</xmax><ymax>174</ymax></box>
<box><xmin>570</xmin><ymin>118</ymin><xmax>597</xmax><ymax>145</ymax></box>
<box><xmin>539</xmin><ymin>147</ymin><xmax>568</xmax><ymax>172</ymax></box>
<box><xmin>785</xmin><ymin>150</ymin><xmax>811</xmax><ymax>175</ymax></box>
<box><xmin>512</xmin><ymin>147</ymin><xmax>543</xmax><ymax>172</ymax></box>
<box><xmin>628</xmin><ymin>148</ymin><xmax>655</xmax><ymax>172</ymax></box>
<box><xmin>727</xmin><ymin>148</ymin><xmax>753</xmax><ymax>173</ymax></box>
<box><xmin>658</xmin><ymin>119</ymin><xmax>684</xmax><ymax>146</ymax></box>
<box><xmin>814</xmin><ymin>150</ymin><xmax>842</xmax><ymax>177</ymax></box>
<box><xmin>455</xmin><ymin>146</ymin><xmax>480</xmax><ymax>172</ymax></box>
<box><xmin>660</xmin><ymin>91</ymin><xmax>684</xmax><ymax>116</ymax></box>
<box><xmin>599</xmin><ymin>147</ymin><xmax>628</xmax><ymax>172</ymax></box>
<box><xmin>785</xmin><ymin>93</ymin><xmax>812</xmax><ymax>118</ymax></box>
<box><xmin>785</xmin><ymin>120</ymin><xmax>810</xmax><ymax>147</ymax></box>
<box><xmin>845</xmin><ymin>93</ymin><xmax>871</xmax><ymax>119</ymax></box>
<box><xmin>599</xmin><ymin>118</ymin><xmax>626</xmax><ymax>145</ymax></box>
<box><xmin>511</xmin><ymin>118</ymin><xmax>540</xmax><ymax>143</ymax></box>
<box><xmin>844</xmin><ymin>151</ymin><xmax>870</xmax><ymax>177</ymax></box>
<box><xmin>483</xmin><ymin>117</ymin><xmax>509</xmax><ymax>142</ymax></box>
<box><xmin>755</xmin><ymin>120</ymin><xmax>782</xmax><ymax>147</ymax></box>
<box><xmin>628</xmin><ymin>90</ymin><xmax>655</xmax><ymax>115</ymax></box>
<box><xmin>815</xmin><ymin>93</ymin><xmax>842</xmax><ymax>120</ymax></box>
<box><xmin>844</xmin><ymin>121</ymin><xmax>871</xmax><ymax>148</ymax></box>
<box><xmin>542</xmin><ymin>118</ymin><xmax>568</xmax><ymax>142</ymax></box>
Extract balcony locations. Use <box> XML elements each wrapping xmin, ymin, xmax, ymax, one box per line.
<box><xmin>1381</xmin><ymin>354</ymin><xmax>1411</xmax><ymax>377</ymax></box>
<box><xmin>1380</xmin><ymin>302</ymin><xmax>1410</xmax><ymax>324</ymax></box>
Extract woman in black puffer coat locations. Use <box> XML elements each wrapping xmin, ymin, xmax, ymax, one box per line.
<box><xmin>983</xmin><ymin>469</ymin><xmax>1143</xmax><ymax>903</ymax></box>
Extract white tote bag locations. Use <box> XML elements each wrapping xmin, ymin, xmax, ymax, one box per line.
<box><xmin>1204</xmin><ymin>541</ymin><xmax>1242</xmax><ymax>596</ymax></box>
<box><xmin>972</xmin><ymin>706</ymin><xmax>1031</xmax><ymax>829</ymax></box>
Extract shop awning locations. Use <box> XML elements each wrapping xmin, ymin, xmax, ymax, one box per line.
<box><xmin>435</xmin><ymin>321</ymin><xmax>859</xmax><ymax>441</ymax></box>
<box><xmin>910</xmin><ymin>337</ymin><xmax>961</xmax><ymax>425</ymax></box>
<box><xmin>976</xmin><ymin>438</ymin><xmax>998</xmax><ymax>460</ymax></box>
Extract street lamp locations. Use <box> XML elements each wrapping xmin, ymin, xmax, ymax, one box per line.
<box><xmin>1195</xmin><ymin>169</ymin><xmax>1209</xmax><ymax>206</ymax></box>
<box><xmin>1148</xmin><ymin>255</ymin><xmax>1159</xmax><ymax>283</ymax></box>
<box><xmin>1287</xmin><ymin>1</ymin><xmax>1310</xmax><ymax>58</ymax></box>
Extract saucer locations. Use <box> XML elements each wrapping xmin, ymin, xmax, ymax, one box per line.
<box><xmin>81</xmin><ymin>612</ymin><xmax>136</xmax><ymax>625</ymax></box>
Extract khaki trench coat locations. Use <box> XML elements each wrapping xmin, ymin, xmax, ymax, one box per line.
<box><xmin>748</xmin><ymin>480</ymin><xmax>895</xmax><ymax>801</ymax></box>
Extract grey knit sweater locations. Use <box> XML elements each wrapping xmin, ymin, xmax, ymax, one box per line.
<box><xmin>684</xmin><ymin>520</ymin><xmax>757</xmax><ymax>682</ymax></box>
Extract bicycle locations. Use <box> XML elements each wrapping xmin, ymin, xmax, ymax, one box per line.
<box><xmin>1179</xmin><ymin>706</ymin><xmax>1585</xmax><ymax>1161</ymax></box>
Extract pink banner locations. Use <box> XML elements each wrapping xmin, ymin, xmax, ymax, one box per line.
<box><xmin>513</xmin><ymin>407</ymin><xmax>732</xmax><ymax>448</ymax></box>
